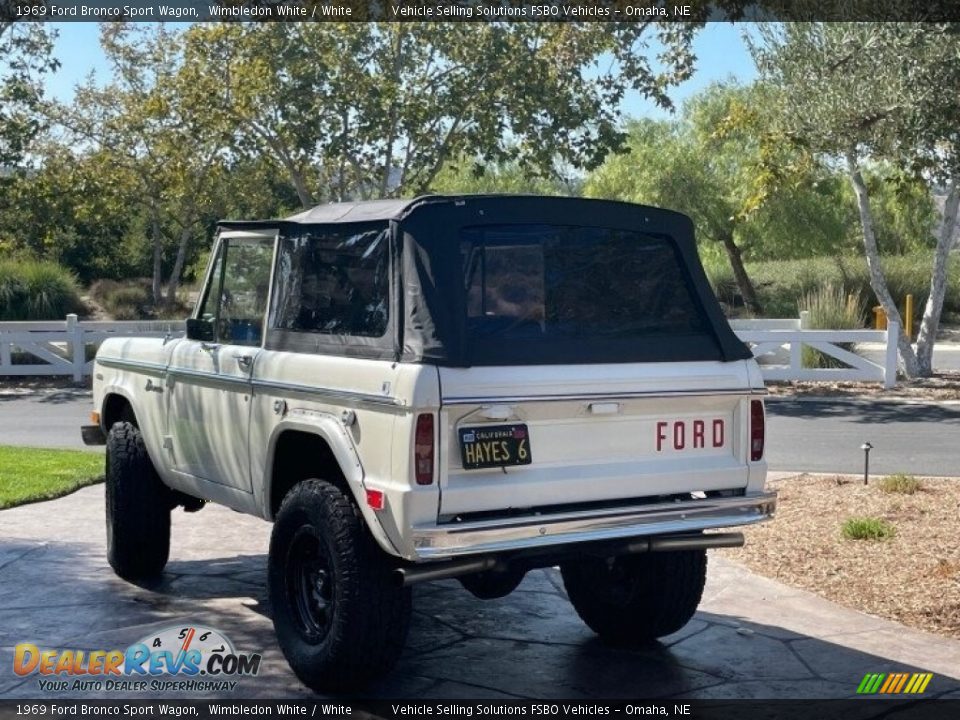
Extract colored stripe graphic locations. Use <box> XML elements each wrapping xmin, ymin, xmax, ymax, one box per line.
<box><xmin>858</xmin><ymin>672</ymin><xmax>933</xmax><ymax>694</ymax></box>
<box><xmin>857</xmin><ymin>673</ymin><xmax>886</xmax><ymax>694</ymax></box>
<box><xmin>893</xmin><ymin>673</ymin><xmax>910</xmax><ymax>693</ymax></box>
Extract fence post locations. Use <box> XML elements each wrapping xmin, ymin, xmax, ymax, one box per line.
<box><xmin>799</xmin><ymin>310</ymin><xmax>810</xmax><ymax>329</ymax></box>
<box><xmin>884</xmin><ymin>320</ymin><xmax>899</xmax><ymax>389</ymax></box>
<box><xmin>67</xmin><ymin>314</ymin><xmax>84</xmax><ymax>383</ymax></box>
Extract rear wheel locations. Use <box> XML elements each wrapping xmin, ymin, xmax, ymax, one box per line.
<box><xmin>459</xmin><ymin>568</ymin><xmax>526</xmax><ymax>600</ymax></box>
<box><xmin>561</xmin><ymin>550</ymin><xmax>706</xmax><ymax>646</ymax></box>
<box><xmin>105</xmin><ymin>421</ymin><xmax>171</xmax><ymax>581</ymax></box>
<box><xmin>268</xmin><ymin>479</ymin><xmax>411</xmax><ymax>693</ymax></box>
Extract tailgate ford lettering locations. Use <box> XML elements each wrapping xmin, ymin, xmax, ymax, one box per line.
<box><xmin>656</xmin><ymin>419</ymin><xmax>724</xmax><ymax>451</ymax></box>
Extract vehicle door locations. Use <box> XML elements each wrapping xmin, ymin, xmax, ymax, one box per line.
<box><xmin>166</xmin><ymin>231</ymin><xmax>277</xmax><ymax>492</ymax></box>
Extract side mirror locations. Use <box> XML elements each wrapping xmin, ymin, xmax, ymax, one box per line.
<box><xmin>186</xmin><ymin>318</ymin><xmax>215</xmax><ymax>342</ymax></box>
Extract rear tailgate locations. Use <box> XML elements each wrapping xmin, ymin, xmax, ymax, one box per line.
<box><xmin>438</xmin><ymin>360</ymin><xmax>760</xmax><ymax>519</ymax></box>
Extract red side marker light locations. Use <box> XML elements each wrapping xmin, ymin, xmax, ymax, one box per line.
<box><xmin>365</xmin><ymin>489</ymin><xmax>385</xmax><ymax>511</ymax></box>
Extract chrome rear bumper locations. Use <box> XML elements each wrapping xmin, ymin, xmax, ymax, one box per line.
<box><xmin>410</xmin><ymin>491</ymin><xmax>777</xmax><ymax>559</ymax></box>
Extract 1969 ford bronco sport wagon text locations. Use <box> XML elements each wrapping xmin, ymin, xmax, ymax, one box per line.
<box><xmin>84</xmin><ymin>195</ymin><xmax>776</xmax><ymax>692</ymax></box>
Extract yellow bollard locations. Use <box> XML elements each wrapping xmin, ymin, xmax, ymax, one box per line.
<box><xmin>904</xmin><ymin>294</ymin><xmax>913</xmax><ymax>340</ymax></box>
<box><xmin>873</xmin><ymin>306</ymin><xmax>887</xmax><ymax>330</ymax></box>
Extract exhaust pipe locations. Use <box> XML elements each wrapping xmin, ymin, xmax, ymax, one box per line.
<box><xmin>393</xmin><ymin>532</ymin><xmax>745</xmax><ymax>587</ymax></box>
<box><xmin>394</xmin><ymin>557</ymin><xmax>503</xmax><ymax>587</ymax></box>
<box><xmin>625</xmin><ymin>532</ymin><xmax>745</xmax><ymax>554</ymax></box>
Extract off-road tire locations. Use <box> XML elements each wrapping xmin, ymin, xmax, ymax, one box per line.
<box><xmin>561</xmin><ymin>550</ymin><xmax>707</xmax><ymax>646</ymax></box>
<box><xmin>459</xmin><ymin>568</ymin><xmax>526</xmax><ymax>600</ymax></box>
<box><xmin>105</xmin><ymin>421</ymin><xmax>171</xmax><ymax>581</ymax></box>
<box><xmin>268</xmin><ymin>479</ymin><xmax>411</xmax><ymax>693</ymax></box>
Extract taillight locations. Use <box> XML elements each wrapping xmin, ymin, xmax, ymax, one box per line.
<box><xmin>414</xmin><ymin>413</ymin><xmax>435</xmax><ymax>485</ymax></box>
<box><xmin>750</xmin><ymin>399</ymin><xmax>765</xmax><ymax>462</ymax></box>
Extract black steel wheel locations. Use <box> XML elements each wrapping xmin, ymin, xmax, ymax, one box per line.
<box><xmin>268</xmin><ymin>479</ymin><xmax>411</xmax><ymax>693</ymax></box>
<box><xmin>286</xmin><ymin>527</ymin><xmax>335</xmax><ymax>642</ymax></box>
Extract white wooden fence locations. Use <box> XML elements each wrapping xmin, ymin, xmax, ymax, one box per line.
<box><xmin>0</xmin><ymin>314</ymin><xmax>183</xmax><ymax>381</ymax></box>
<box><xmin>0</xmin><ymin>313</ymin><xmax>899</xmax><ymax>387</ymax></box>
<box><xmin>730</xmin><ymin>313</ymin><xmax>900</xmax><ymax>389</ymax></box>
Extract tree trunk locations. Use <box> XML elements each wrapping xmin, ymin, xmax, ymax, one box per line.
<box><xmin>151</xmin><ymin>210</ymin><xmax>163</xmax><ymax>306</ymax></box>
<box><xmin>846</xmin><ymin>151</ymin><xmax>920</xmax><ymax>377</ymax></box>
<box><xmin>718</xmin><ymin>231</ymin><xmax>762</xmax><ymax>315</ymax></box>
<box><xmin>380</xmin><ymin>27</ymin><xmax>405</xmax><ymax>197</ymax></box>
<box><xmin>915</xmin><ymin>179</ymin><xmax>959</xmax><ymax>375</ymax></box>
<box><xmin>166</xmin><ymin>213</ymin><xmax>195</xmax><ymax>306</ymax></box>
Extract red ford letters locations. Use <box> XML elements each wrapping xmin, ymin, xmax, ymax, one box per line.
<box><xmin>656</xmin><ymin>420</ymin><xmax>724</xmax><ymax>451</ymax></box>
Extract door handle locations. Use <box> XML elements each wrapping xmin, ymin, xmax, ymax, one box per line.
<box><xmin>233</xmin><ymin>354</ymin><xmax>253</xmax><ymax>370</ymax></box>
<box><xmin>200</xmin><ymin>342</ymin><xmax>220</xmax><ymax>353</ymax></box>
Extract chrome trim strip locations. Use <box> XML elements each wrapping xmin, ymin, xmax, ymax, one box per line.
<box><xmin>96</xmin><ymin>357</ymin><xmax>166</xmax><ymax>378</ymax></box>
<box><xmin>168</xmin><ymin>367</ymin><xmax>250</xmax><ymax>392</ymax></box>
<box><xmin>442</xmin><ymin>388</ymin><xmax>767</xmax><ymax>405</ymax></box>
<box><xmin>251</xmin><ymin>379</ymin><xmax>406</xmax><ymax>409</ymax></box>
<box><xmin>410</xmin><ymin>491</ymin><xmax>777</xmax><ymax>559</ymax></box>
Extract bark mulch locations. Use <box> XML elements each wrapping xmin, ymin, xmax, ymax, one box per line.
<box><xmin>720</xmin><ymin>473</ymin><xmax>960</xmax><ymax>639</ymax></box>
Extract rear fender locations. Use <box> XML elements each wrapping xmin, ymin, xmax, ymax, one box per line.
<box><xmin>262</xmin><ymin>414</ymin><xmax>401</xmax><ymax>557</ymax></box>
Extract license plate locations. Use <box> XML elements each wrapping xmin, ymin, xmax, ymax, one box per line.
<box><xmin>458</xmin><ymin>424</ymin><xmax>532</xmax><ymax>470</ymax></box>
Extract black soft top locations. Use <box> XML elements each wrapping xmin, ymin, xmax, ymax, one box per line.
<box><xmin>217</xmin><ymin>195</ymin><xmax>752</xmax><ymax>366</ymax></box>
<box><xmin>217</xmin><ymin>194</ymin><xmax>697</xmax><ymax>231</ymax></box>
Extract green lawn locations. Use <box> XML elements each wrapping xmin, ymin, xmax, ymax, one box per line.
<box><xmin>0</xmin><ymin>446</ymin><xmax>104</xmax><ymax>509</ymax></box>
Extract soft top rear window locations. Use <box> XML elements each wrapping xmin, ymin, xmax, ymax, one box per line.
<box><xmin>459</xmin><ymin>224</ymin><xmax>711</xmax><ymax>348</ymax></box>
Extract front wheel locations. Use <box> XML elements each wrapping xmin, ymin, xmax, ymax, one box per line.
<box><xmin>105</xmin><ymin>421</ymin><xmax>171</xmax><ymax>581</ymax></box>
<box><xmin>268</xmin><ymin>480</ymin><xmax>411</xmax><ymax>693</ymax></box>
<box><xmin>561</xmin><ymin>550</ymin><xmax>707</xmax><ymax>646</ymax></box>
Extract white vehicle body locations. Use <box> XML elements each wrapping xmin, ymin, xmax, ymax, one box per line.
<box><xmin>88</xmin><ymin>195</ymin><xmax>775</xmax><ymax>565</ymax></box>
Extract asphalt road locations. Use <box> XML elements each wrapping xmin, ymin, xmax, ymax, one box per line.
<box><xmin>2</xmin><ymin>388</ymin><xmax>958</xmax><ymax>476</ymax></box>
<box><xmin>765</xmin><ymin>397</ymin><xmax>960</xmax><ymax>476</ymax></box>
<box><xmin>0</xmin><ymin>388</ymin><xmax>97</xmax><ymax>451</ymax></box>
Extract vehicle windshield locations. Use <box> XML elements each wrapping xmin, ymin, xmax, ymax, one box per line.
<box><xmin>459</xmin><ymin>224</ymin><xmax>710</xmax><ymax>342</ymax></box>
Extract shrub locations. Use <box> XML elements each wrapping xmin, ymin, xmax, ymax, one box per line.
<box><xmin>878</xmin><ymin>473</ymin><xmax>922</xmax><ymax>495</ymax></box>
<box><xmin>842</xmin><ymin>516</ymin><xmax>896</xmax><ymax>541</ymax></box>
<box><xmin>704</xmin><ymin>259</ymin><xmax>738</xmax><ymax>307</ymax></box>
<box><xmin>90</xmin><ymin>279</ymin><xmax>152</xmax><ymax>320</ymax></box>
<box><xmin>799</xmin><ymin>284</ymin><xmax>867</xmax><ymax>368</ymax></box>
<box><xmin>0</xmin><ymin>259</ymin><xmax>84</xmax><ymax>321</ymax></box>
<box><xmin>745</xmin><ymin>252</ymin><xmax>960</xmax><ymax>324</ymax></box>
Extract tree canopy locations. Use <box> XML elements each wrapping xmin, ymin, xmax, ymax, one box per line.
<box><xmin>752</xmin><ymin>22</ymin><xmax>960</xmax><ymax>376</ymax></box>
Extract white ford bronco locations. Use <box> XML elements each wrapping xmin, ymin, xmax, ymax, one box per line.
<box><xmin>84</xmin><ymin>195</ymin><xmax>776</xmax><ymax>692</ymax></box>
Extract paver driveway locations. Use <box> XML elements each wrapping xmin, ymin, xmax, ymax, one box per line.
<box><xmin>1</xmin><ymin>484</ymin><xmax>959</xmax><ymax>700</ymax></box>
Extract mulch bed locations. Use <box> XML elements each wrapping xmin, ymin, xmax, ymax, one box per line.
<box><xmin>719</xmin><ymin>473</ymin><xmax>960</xmax><ymax>639</ymax></box>
<box><xmin>766</xmin><ymin>371</ymin><xmax>960</xmax><ymax>402</ymax></box>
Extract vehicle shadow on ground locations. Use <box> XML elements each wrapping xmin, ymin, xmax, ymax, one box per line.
<box><xmin>0</xmin><ymin>388</ymin><xmax>91</xmax><ymax>403</ymax></box>
<box><xmin>2</xmin><ymin>540</ymin><xmax>957</xmax><ymax>700</ymax></box>
<box><xmin>768</xmin><ymin>399</ymin><xmax>960</xmax><ymax>425</ymax></box>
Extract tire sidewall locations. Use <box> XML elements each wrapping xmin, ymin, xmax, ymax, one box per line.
<box><xmin>267</xmin><ymin>479</ymin><xmax>411</xmax><ymax>692</ymax></box>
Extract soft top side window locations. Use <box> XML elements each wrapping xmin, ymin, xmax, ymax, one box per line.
<box><xmin>194</xmin><ymin>236</ymin><xmax>275</xmax><ymax>347</ymax></box>
<box><xmin>270</xmin><ymin>224</ymin><xmax>390</xmax><ymax>338</ymax></box>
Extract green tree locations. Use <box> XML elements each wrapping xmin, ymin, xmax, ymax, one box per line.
<box><xmin>0</xmin><ymin>20</ymin><xmax>59</xmax><ymax>172</ymax></box>
<box><xmin>182</xmin><ymin>23</ymin><xmax>699</xmax><ymax>208</ymax></box>
<box><xmin>54</xmin><ymin>24</ymin><xmax>230</xmax><ymax>305</ymax></box>
<box><xmin>586</xmin><ymin>83</ymin><xmax>844</xmax><ymax>314</ymax></box>
<box><xmin>430</xmin><ymin>157</ymin><xmax>580</xmax><ymax>196</ymax></box>
<box><xmin>752</xmin><ymin>23</ymin><xmax>960</xmax><ymax>377</ymax></box>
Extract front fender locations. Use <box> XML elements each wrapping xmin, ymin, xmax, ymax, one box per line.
<box><xmin>261</xmin><ymin>413</ymin><xmax>401</xmax><ymax>557</ymax></box>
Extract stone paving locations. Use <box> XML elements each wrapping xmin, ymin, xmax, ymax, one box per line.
<box><xmin>1</xmin><ymin>484</ymin><xmax>959</xmax><ymax>700</ymax></box>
